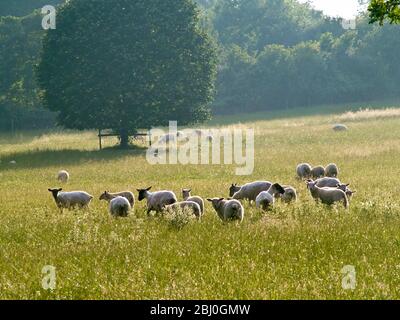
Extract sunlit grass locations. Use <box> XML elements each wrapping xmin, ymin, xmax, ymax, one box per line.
<box><xmin>1</xmin><ymin>106</ymin><xmax>400</xmax><ymax>299</ymax></box>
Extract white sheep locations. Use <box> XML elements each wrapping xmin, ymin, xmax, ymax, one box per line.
<box><xmin>278</xmin><ymin>185</ymin><xmax>298</xmax><ymax>203</ymax></box>
<box><xmin>255</xmin><ymin>183</ymin><xmax>286</xmax><ymax>210</ymax></box>
<box><xmin>306</xmin><ymin>180</ymin><xmax>349</xmax><ymax>208</ymax></box>
<box><xmin>232</xmin><ymin>181</ymin><xmax>272</xmax><ymax>202</ymax></box>
<box><xmin>311</xmin><ymin>166</ymin><xmax>325</xmax><ymax>179</ymax></box>
<box><xmin>48</xmin><ymin>188</ymin><xmax>93</xmax><ymax>211</ymax></box>
<box><xmin>164</xmin><ymin>201</ymin><xmax>202</xmax><ymax>219</ymax></box>
<box><xmin>109</xmin><ymin>196</ymin><xmax>131</xmax><ymax>217</ymax></box>
<box><xmin>137</xmin><ymin>187</ymin><xmax>177</xmax><ymax>215</ymax></box>
<box><xmin>99</xmin><ymin>190</ymin><xmax>135</xmax><ymax>207</ymax></box>
<box><xmin>57</xmin><ymin>170</ymin><xmax>70</xmax><ymax>183</ymax></box>
<box><xmin>182</xmin><ymin>189</ymin><xmax>204</xmax><ymax>214</ymax></box>
<box><xmin>333</xmin><ymin>124</ymin><xmax>348</xmax><ymax>131</ymax></box>
<box><xmin>296</xmin><ymin>163</ymin><xmax>312</xmax><ymax>179</ymax></box>
<box><xmin>325</xmin><ymin>163</ymin><xmax>339</xmax><ymax>178</ymax></box>
<box><xmin>207</xmin><ymin>198</ymin><xmax>244</xmax><ymax>223</ymax></box>
<box><xmin>312</xmin><ymin>177</ymin><xmax>341</xmax><ymax>188</ymax></box>
<box><xmin>337</xmin><ymin>183</ymin><xmax>356</xmax><ymax>200</ymax></box>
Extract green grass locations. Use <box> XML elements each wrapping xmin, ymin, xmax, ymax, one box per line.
<box><xmin>1</xmin><ymin>106</ymin><xmax>400</xmax><ymax>299</ymax></box>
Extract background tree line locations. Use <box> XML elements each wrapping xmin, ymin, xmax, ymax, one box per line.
<box><xmin>1</xmin><ymin>0</ymin><xmax>400</xmax><ymax>131</ymax></box>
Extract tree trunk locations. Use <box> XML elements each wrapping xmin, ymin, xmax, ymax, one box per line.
<box><xmin>119</xmin><ymin>128</ymin><xmax>129</xmax><ymax>149</ymax></box>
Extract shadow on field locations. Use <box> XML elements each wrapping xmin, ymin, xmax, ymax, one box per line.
<box><xmin>0</xmin><ymin>145</ymin><xmax>147</xmax><ymax>170</ymax></box>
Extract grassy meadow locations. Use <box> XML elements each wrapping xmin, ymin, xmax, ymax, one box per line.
<box><xmin>1</xmin><ymin>106</ymin><xmax>400</xmax><ymax>299</ymax></box>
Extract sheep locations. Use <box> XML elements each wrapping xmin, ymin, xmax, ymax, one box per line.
<box><xmin>296</xmin><ymin>163</ymin><xmax>312</xmax><ymax>179</ymax></box>
<box><xmin>312</xmin><ymin>177</ymin><xmax>341</xmax><ymax>188</ymax></box>
<box><xmin>99</xmin><ymin>191</ymin><xmax>135</xmax><ymax>207</ymax></box>
<box><xmin>229</xmin><ymin>183</ymin><xmax>241</xmax><ymax>197</ymax></box>
<box><xmin>57</xmin><ymin>170</ymin><xmax>70</xmax><ymax>183</ymax></box>
<box><xmin>232</xmin><ymin>181</ymin><xmax>272</xmax><ymax>202</ymax></box>
<box><xmin>337</xmin><ymin>184</ymin><xmax>356</xmax><ymax>200</ymax></box>
<box><xmin>325</xmin><ymin>163</ymin><xmax>339</xmax><ymax>178</ymax></box>
<box><xmin>277</xmin><ymin>185</ymin><xmax>298</xmax><ymax>203</ymax></box>
<box><xmin>48</xmin><ymin>188</ymin><xmax>93</xmax><ymax>211</ymax></box>
<box><xmin>333</xmin><ymin>124</ymin><xmax>348</xmax><ymax>131</ymax></box>
<box><xmin>255</xmin><ymin>183</ymin><xmax>286</xmax><ymax>211</ymax></box>
<box><xmin>181</xmin><ymin>189</ymin><xmax>204</xmax><ymax>214</ymax></box>
<box><xmin>109</xmin><ymin>196</ymin><xmax>131</xmax><ymax>217</ymax></box>
<box><xmin>311</xmin><ymin>166</ymin><xmax>325</xmax><ymax>179</ymax></box>
<box><xmin>306</xmin><ymin>180</ymin><xmax>349</xmax><ymax>208</ymax></box>
<box><xmin>137</xmin><ymin>187</ymin><xmax>177</xmax><ymax>215</ymax></box>
<box><xmin>164</xmin><ymin>201</ymin><xmax>202</xmax><ymax>219</ymax></box>
<box><xmin>207</xmin><ymin>198</ymin><xmax>244</xmax><ymax>223</ymax></box>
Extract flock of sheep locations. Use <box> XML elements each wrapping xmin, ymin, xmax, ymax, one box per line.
<box><xmin>48</xmin><ymin>163</ymin><xmax>355</xmax><ymax>223</ymax></box>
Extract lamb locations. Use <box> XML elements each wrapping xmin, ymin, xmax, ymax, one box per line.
<box><xmin>181</xmin><ymin>189</ymin><xmax>204</xmax><ymax>214</ymax></box>
<box><xmin>333</xmin><ymin>124</ymin><xmax>348</xmax><ymax>131</ymax></box>
<box><xmin>207</xmin><ymin>198</ymin><xmax>244</xmax><ymax>223</ymax></box>
<box><xmin>232</xmin><ymin>181</ymin><xmax>272</xmax><ymax>202</ymax></box>
<box><xmin>57</xmin><ymin>170</ymin><xmax>69</xmax><ymax>183</ymax></box>
<box><xmin>99</xmin><ymin>191</ymin><xmax>135</xmax><ymax>207</ymax></box>
<box><xmin>164</xmin><ymin>201</ymin><xmax>202</xmax><ymax>219</ymax></box>
<box><xmin>278</xmin><ymin>185</ymin><xmax>298</xmax><ymax>203</ymax></box>
<box><xmin>48</xmin><ymin>188</ymin><xmax>93</xmax><ymax>211</ymax></box>
<box><xmin>137</xmin><ymin>187</ymin><xmax>177</xmax><ymax>215</ymax></box>
<box><xmin>312</xmin><ymin>177</ymin><xmax>341</xmax><ymax>188</ymax></box>
<box><xmin>306</xmin><ymin>180</ymin><xmax>349</xmax><ymax>208</ymax></box>
<box><xmin>337</xmin><ymin>184</ymin><xmax>356</xmax><ymax>200</ymax></box>
<box><xmin>296</xmin><ymin>163</ymin><xmax>312</xmax><ymax>179</ymax></box>
<box><xmin>311</xmin><ymin>166</ymin><xmax>325</xmax><ymax>179</ymax></box>
<box><xmin>255</xmin><ymin>183</ymin><xmax>286</xmax><ymax>210</ymax></box>
<box><xmin>109</xmin><ymin>196</ymin><xmax>131</xmax><ymax>217</ymax></box>
<box><xmin>325</xmin><ymin>163</ymin><xmax>339</xmax><ymax>178</ymax></box>
<box><xmin>229</xmin><ymin>183</ymin><xmax>241</xmax><ymax>197</ymax></box>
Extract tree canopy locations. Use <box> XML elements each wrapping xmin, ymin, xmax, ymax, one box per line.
<box><xmin>37</xmin><ymin>0</ymin><xmax>217</xmax><ymax>146</ymax></box>
<box><xmin>369</xmin><ymin>0</ymin><xmax>400</xmax><ymax>25</ymax></box>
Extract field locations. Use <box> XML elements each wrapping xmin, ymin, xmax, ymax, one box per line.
<box><xmin>1</xmin><ymin>105</ymin><xmax>400</xmax><ymax>300</ymax></box>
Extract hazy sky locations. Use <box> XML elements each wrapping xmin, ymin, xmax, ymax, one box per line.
<box><xmin>298</xmin><ymin>0</ymin><xmax>367</xmax><ymax>19</ymax></box>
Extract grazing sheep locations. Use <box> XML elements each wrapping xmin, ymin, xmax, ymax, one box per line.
<box><xmin>333</xmin><ymin>124</ymin><xmax>348</xmax><ymax>131</ymax></box>
<box><xmin>232</xmin><ymin>181</ymin><xmax>272</xmax><ymax>202</ymax></box>
<box><xmin>306</xmin><ymin>181</ymin><xmax>349</xmax><ymax>208</ymax></box>
<box><xmin>182</xmin><ymin>189</ymin><xmax>204</xmax><ymax>214</ymax></box>
<box><xmin>278</xmin><ymin>185</ymin><xmax>298</xmax><ymax>203</ymax></box>
<box><xmin>57</xmin><ymin>170</ymin><xmax>69</xmax><ymax>183</ymax></box>
<box><xmin>313</xmin><ymin>177</ymin><xmax>341</xmax><ymax>188</ymax></box>
<box><xmin>109</xmin><ymin>196</ymin><xmax>131</xmax><ymax>217</ymax></box>
<box><xmin>337</xmin><ymin>184</ymin><xmax>356</xmax><ymax>200</ymax></box>
<box><xmin>207</xmin><ymin>198</ymin><xmax>244</xmax><ymax>223</ymax></box>
<box><xmin>229</xmin><ymin>183</ymin><xmax>241</xmax><ymax>197</ymax></box>
<box><xmin>311</xmin><ymin>166</ymin><xmax>325</xmax><ymax>179</ymax></box>
<box><xmin>296</xmin><ymin>163</ymin><xmax>312</xmax><ymax>179</ymax></box>
<box><xmin>137</xmin><ymin>187</ymin><xmax>177</xmax><ymax>215</ymax></box>
<box><xmin>164</xmin><ymin>201</ymin><xmax>202</xmax><ymax>219</ymax></box>
<box><xmin>255</xmin><ymin>183</ymin><xmax>286</xmax><ymax>211</ymax></box>
<box><xmin>48</xmin><ymin>188</ymin><xmax>93</xmax><ymax>211</ymax></box>
<box><xmin>325</xmin><ymin>163</ymin><xmax>339</xmax><ymax>178</ymax></box>
<box><xmin>99</xmin><ymin>191</ymin><xmax>135</xmax><ymax>207</ymax></box>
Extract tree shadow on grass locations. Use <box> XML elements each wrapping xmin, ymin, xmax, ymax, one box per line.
<box><xmin>0</xmin><ymin>144</ymin><xmax>148</xmax><ymax>170</ymax></box>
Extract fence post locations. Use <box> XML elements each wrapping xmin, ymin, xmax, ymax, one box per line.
<box><xmin>98</xmin><ymin>129</ymin><xmax>102</xmax><ymax>150</ymax></box>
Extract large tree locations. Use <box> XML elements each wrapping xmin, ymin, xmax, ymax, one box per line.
<box><xmin>37</xmin><ymin>0</ymin><xmax>217</xmax><ymax>147</ymax></box>
<box><xmin>369</xmin><ymin>0</ymin><xmax>400</xmax><ymax>25</ymax></box>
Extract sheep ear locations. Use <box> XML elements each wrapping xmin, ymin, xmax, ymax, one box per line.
<box><xmin>58</xmin><ymin>188</ymin><xmax>63</xmax><ymax>192</ymax></box>
<box><xmin>218</xmin><ymin>198</ymin><xmax>225</xmax><ymax>201</ymax></box>
<box><xmin>136</xmin><ymin>189</ymin><xmax>141</xmax><ymax>192</ymax></box>
<box><xmin>146</xmin><ymin>186</ymin><xmax>152</xmax><ymax>191</ymax></box>
<box><xmin>188</xmin><ymin>189</ymin><xmax>192</xmax><ymax>193</ymax></box>
<box><xmin>48</xmin><ymin>189</ymin><xmax>52</xmax><ymax>192</ymax></box>
<box><xmin>206</xmin><ymin>198</ymin><xmax>213</xmax><ymax>202</ymax></box>
<box><xmin>346</xmin><ymin>184</ymin><xmax>350</xmax><ymax>187</ymax></box>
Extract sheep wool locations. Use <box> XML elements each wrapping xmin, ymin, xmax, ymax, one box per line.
<box><xmin>109</xmin><ymin>196</ymin><xmax>131</xmax><ymax>217</ymax></box>
<box><xmin>232</xmin><ymin>181</ymin><xmax>272</xmax><ymax>202</ymax></box>
<box><xmin>48</xmin><ymin>188</ymin><xmax>93</xmax><ymax>211</ymax></box>
<box><xmin>137</xmin><ymin>187</ymin><xmax>177</xmax><ymax>215</ymax></box>
<box><xmin>182</xmin><ymin>189</ymin><xmax>204</xmax><ymax>214</ymax></box>
<box><xmin>100</xmin><ymin>191</ymin><xmax>135</xmax><ymax>207</ymax></box>
<box><xmin>296</xmin><ymin>163</ymin><xmax>312</xmax><ymax>179</ymax></box>
<box><xmin>165</xmin><ymin>201</ymin><xmax>202</xmax><ymax>219</ymax></box>
<box><xmin>207</xmin><ymin>198</ymin><xmax>244</xmax><ymax>223</ymax></box>
<box><xmin>306</xmin><ymin>181</ymin><xmax>349</xmax><ymax>208</ymax></box>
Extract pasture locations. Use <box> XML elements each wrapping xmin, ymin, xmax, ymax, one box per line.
<box><xmin>1</xmin><ymin>106</ymin><xmax>400</xmax><ymax>299</ymax></box>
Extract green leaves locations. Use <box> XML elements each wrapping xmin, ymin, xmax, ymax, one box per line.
<box><xmin>369</xmin><ymin>0</ymin><xmax>400</xmax><ymax>25</ymax></box>
<box><xmin>37</xmin><ymin>0</ymin><xmax>217</xmax><ymax>136</ymax></box>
